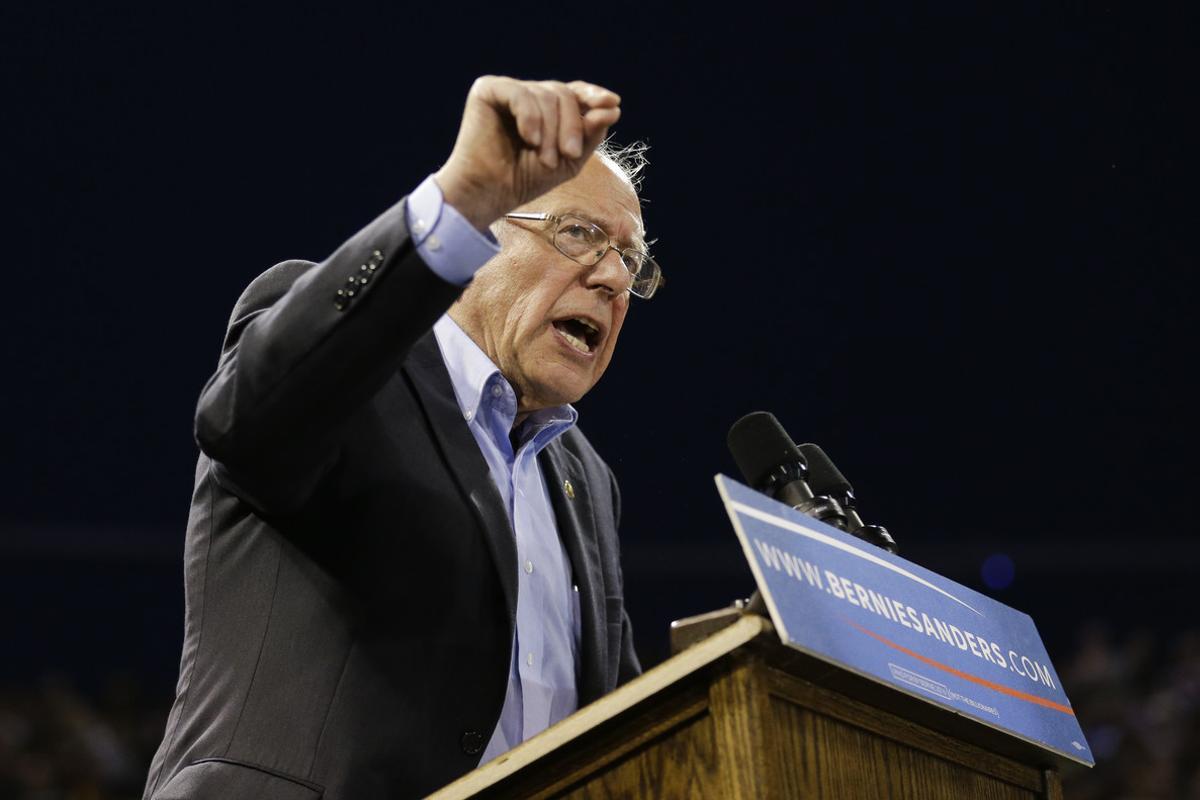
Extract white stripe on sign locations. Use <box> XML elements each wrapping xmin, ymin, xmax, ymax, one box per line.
<box><xmin>729</xmin><ymin>499</ymin><xmax>984</xmax><ymax>616</ymax></box>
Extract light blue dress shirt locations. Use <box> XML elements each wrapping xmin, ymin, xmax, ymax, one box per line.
<box><xmin>405</xmin><ymin>174</ymin><xmax>500</xmax><ymax>285</ymax></box>
<box><xmin>408</xmin><ymin>177</ymin><xmax>584</xmax><ymax>765</ymax></box>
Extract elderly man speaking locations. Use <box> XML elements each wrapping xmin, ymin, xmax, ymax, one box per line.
<box><xmin>142</xmin><ymin>76</ymin><xmax>661</xmax><ymax>800</ymax></box>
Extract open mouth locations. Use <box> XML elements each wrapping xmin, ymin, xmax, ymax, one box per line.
<box><xmin>552</xmin><ymin>316</ymin><xmax>602</xmax><ymax>355</ymax></box>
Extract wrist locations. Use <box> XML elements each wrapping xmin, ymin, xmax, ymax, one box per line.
<box><xmin>432</xmin><ymin>167</ymin><xmax>504</xmax><ymax>234</ymax></box>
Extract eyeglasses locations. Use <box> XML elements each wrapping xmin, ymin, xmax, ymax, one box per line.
<box><xmin>503</xmin><ymin>212</ymin><xmax>664</xmax><ymax>299</ymax></box>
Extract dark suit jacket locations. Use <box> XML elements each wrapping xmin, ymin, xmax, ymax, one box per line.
<box><xmin>143</xmin><ymin>199</ymin><xmax>641</xmax><ymax>800</ymax></box>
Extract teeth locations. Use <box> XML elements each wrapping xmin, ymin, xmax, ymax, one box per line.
<box><xmin>560</xmin><ymin>328</ymin><xmax>590</xmax><ymax>353</ymax></box>
<box><xmin>554</xmin><ymin>317</ymin><xmax>600</xmax><ymax>355</ymax></box>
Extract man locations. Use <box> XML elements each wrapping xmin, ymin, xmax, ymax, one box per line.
<box><xmin>142</xmin><ymin>76</ymin><xmax>660</xmax><ymax>799</ymax></box>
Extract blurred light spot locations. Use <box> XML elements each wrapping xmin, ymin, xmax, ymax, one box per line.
<box><xmin>981</xmin><ymin>553</ymin><xmax>1015</xmax><ymax>590</ymax></box>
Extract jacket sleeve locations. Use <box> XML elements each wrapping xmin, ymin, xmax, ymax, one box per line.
<box><xmin>194</xmin><ymin>198</ymin><xmax>464</xmax><ymax>514</ymax></box>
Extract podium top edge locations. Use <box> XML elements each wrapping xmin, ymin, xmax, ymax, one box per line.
<box><xmin>428</xmin><ymin>614</ymin><xmax>772</xmax><ymax>799</ymax></box>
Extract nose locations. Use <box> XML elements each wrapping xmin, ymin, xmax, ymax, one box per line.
<box><xmin>585</xmin><ymin>246</ymin><xmax>633</xmax><ymax>297</ymax></box>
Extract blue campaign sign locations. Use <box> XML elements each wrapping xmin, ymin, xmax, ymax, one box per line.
<box><xmin>716</xmin><ymin>474</ymin><xmax>1093</xmax><ymax>767</ymax></box>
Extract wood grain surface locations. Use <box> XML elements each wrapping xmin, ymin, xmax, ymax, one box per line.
<box><xmin>426</xmin><ymin>615</ymin><xmax>1067</xmax><ymax>799</ymax></box>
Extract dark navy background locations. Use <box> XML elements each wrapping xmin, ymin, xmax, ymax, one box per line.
<box><xmin>3</xmin><ymin>3</ymin><xmax>1195</xmax><ymax>698</ymax></box>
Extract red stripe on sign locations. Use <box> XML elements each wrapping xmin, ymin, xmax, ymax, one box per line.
<box><xmin>844</xmin><ymin>618</ymin><xmax>1076</xmax><ymax>716</ymax></box>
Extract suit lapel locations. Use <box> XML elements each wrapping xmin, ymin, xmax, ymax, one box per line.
<box><xmin>540</xmin><ymin>440</ymin><xmax>607</xmax><ymax>705</ymax></box>
<box><xmin>404</xmin><ymin>334</ymin><xmax>518</xmax><ymax>626</ymax></box>
<box><xmin>406</xmin><ymin>333</ymin><xmax>607</xmax><ymax>702</ymax></box>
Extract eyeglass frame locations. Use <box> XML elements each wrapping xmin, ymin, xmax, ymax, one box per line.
<box><xmin>502</xmin><ymin>211</ymin><xmax>664</xmax><ymax>299</ymax></box>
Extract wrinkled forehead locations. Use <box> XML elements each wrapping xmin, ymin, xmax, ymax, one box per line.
<box><xmin>539</xmin><ymin>158</ymin><xmax>646</xmax><ymax>251</ymax></box>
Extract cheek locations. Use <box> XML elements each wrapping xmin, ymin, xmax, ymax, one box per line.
<box><xmin>473</xmin><ymin>273</ymin><xmax>535</xmax><ymax>342</ymax></box>
<box><xmin>505</xmin><ymin>295</ymin><xmax>546</xmax><ymax>348</ymax></box>
<box><xmin>477</xmin><ymin>261</ymin><xmax>553</xmax><ymax>339</ymax></box>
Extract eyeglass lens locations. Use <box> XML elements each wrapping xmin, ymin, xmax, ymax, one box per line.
<box><xmin>553</xmin><ymin>218</ymin><xmax>660</xmax><ymax>298</ymax></box>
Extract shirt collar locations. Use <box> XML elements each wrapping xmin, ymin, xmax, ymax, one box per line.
<box><xmin>432</xmin><ymin>315</ymin><xmax>578</xmax><ymax>446</ymax></box>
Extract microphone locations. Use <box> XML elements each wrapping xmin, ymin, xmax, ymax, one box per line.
<box><xmin>798</xmin><ymin>442</ymin><xmax>899</xmax><ymax>554</ymax></box>
<box><xmin>675</xmin><ymin>413</ymin><xmax>898</xmax><ymax>645</ymax></box>
<box><xmin>726</xmin><ymin>412</ymin><xmax>849</xmax><ymax>531</ymax></box>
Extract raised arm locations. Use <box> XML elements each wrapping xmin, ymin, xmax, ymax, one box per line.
<box><xmin>193</xmin><ymin>76</ymin><xmax>622</xmax><ymax>513</ymax></box>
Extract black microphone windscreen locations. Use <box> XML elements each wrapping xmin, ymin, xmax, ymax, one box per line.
<box><xmin>797</xmin><ymin>442</ymin><xmax>852</xmax><ymax>496</ymax></box>
<box><xmin>727</xmin><ymin>411</ymin><xmax>805</xmax><ymax>489</ymax></box>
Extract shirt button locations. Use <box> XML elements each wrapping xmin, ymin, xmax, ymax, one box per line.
<box><xmin>491</xmin><ymin>384</ymin><xmax>503</xmax><ymax>397</ymax></box>
<box><xmin>427</xmin><ymin>234</ymin><xmax>442</xmax><ymax>251</ymax></box>
<box><xmin>524</xmin><ymin>560</ymin><xmax>533</xmax><ymax>574</ymax></box>
<box><xmin>464</xmin><ymin>410</ymin><xmax>474</xmax><ymax>422</ymax></box>
<box><xmin>526</xmin><ymin>653</ymin><xmax>534</xmax><ymax>667</ymax></box>
<box><xmin>414</xmin><ymin>219</ymin><xmax>428</xmax><ymax>233</ymax></box>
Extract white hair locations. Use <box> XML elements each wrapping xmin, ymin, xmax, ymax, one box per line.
<box><xmin>594</xmin><ymin>139</ymin><xmax>650</xmax><ymax>196</ymax></box>
<box><xmin>488</xmin><ymin>139</ymin><xmax>651</xmax><ymax>241</ymax></box>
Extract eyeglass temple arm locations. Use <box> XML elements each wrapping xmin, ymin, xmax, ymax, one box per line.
<box><xmin>503</xmin><ymin>212</ymin><xmax>552</xmax><ymax>221</ymax></box>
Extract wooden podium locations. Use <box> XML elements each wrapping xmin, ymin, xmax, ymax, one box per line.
<box><xmin>429</xmin><ymin>614</ymin><xmax>1067</xmax><ymax>799</ymax></box>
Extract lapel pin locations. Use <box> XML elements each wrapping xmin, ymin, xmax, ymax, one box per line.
<box><xmin>563</xmin><ymin>479</ymin><xmax>575</xmax><ymax>500</ymax></box>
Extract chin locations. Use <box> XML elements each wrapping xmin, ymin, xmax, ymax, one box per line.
<box><xmin>545</xmin><ymin>387</ymin><xmax>588</xmax><ymax>408</ymax></box>
<box><xmin>528</xmin><ymin>367</ymin><xmax>596</xmax><ymax>407</ymax></box>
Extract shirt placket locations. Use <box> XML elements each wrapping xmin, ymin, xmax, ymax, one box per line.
<box><xmin>470</xmin><ymin>367</ymin><xmax>579</xmax><ymax>757</ymax></box>
<box><xmin>512</xmin><ymin>444</ymin><xmax>548</xmax><ymax>736</ymax></box>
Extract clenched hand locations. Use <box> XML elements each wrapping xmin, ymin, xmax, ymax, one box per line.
<box><xmin>434</xmin><ymin>76</ymin><xmax>622</xmax><ymax>232</ymax></box>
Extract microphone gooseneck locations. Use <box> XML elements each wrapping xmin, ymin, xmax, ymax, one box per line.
<box><xmin>797</xmin><ymin>442</ymin><xmax>899</xmax><ymax>554</ymax></box>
